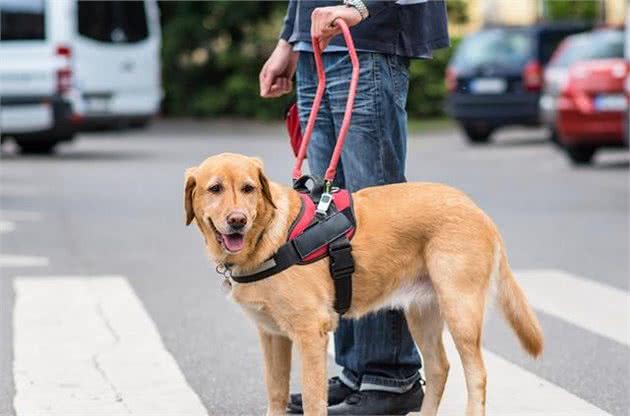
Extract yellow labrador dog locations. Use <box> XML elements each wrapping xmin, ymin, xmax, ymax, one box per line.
<box><xmin>184</xmin><ymin>153</ymin><xmax>543</xmax><ymax>416</ymax></box>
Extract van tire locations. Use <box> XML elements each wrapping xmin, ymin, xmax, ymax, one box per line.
<box><xmin>16</xmin><ymin>139</ymin><xmax>59</xmax><ymax>155</ymax></box>
<box><xmin>462</xmin><ymin>124</ymin><xmax>493</xmax><ymax>144</ymax></box>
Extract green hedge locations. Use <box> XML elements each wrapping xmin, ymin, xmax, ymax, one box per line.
<box><xmin>159</xmin><ymin>1</ymin><xmax>458</xmax><ymax>120</ymax></box>
<box><xmin>407</xmin><ymin>38</ymin><xmax>459</xmax><ymax>118</ymax></box>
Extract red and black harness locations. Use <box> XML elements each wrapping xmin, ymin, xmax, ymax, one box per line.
<box><xmin>231</xmin><ymin>178</ymin><xmax>356</xmax><ymax>314</ymax></box>
<box><xmin>229</xmin><ymin>21</ymin><xmax>360</xmax><ymax>316</ymax></box>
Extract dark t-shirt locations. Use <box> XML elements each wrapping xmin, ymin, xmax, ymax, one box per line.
<box><xmin>280</xmin><ymin>0</ymin><xmax>450</xmax><ymax>58</ymax></box>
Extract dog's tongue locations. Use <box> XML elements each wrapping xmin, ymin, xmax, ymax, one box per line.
<box><xmin>222</xmin><ymin>233</ymin><xmax>244</xmax><ymax>252</ymax></box>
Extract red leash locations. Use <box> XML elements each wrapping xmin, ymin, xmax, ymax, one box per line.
<box><xmin>291</xmin><ymin>19</ymin><xmax>360</xmax><ymax>187</ymax></box>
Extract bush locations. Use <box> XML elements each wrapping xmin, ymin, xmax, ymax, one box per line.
<box><xmin>407</xmin><ymin>38</ymin><xmax>460</xmax><ymax>119</ymax></box>
<box><xmin>159</xmin><ymin>1</ymin><xmax>291</xmax><ymax>119</ymax></box>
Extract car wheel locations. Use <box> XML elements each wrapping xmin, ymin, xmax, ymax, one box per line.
<box><xmin>549</xmin><ymin>128</ymin><xmax>562</xmax><ymax>147</ymax></box>
<box><xmin>462</xmin><ymin>124</ymin><xmax>493</xmax><ymax>144</ymax></box>
<box><xmin>15</xmin><ymin>140</ymin><xmax>59</xmax><ymax>155</ymax></box>
<box><xmin>566</xmin><ymin>146</ymin><xmax>596</xmax><ymax>165</ymax></box>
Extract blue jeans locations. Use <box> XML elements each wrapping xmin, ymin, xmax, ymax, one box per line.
<box><xmin>296</xmin><ymin>51</ymin><xmax>422</xmax><ymax>393</ymax></box>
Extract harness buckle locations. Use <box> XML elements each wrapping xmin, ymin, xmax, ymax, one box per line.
<box><xmin>329</xmin><ymin>239</ymin><xmax>354</xmax><ymax>279</ymax></box>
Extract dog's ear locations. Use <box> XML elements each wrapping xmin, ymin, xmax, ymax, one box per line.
<box><xmin>184</xmin><ymin>167</ymin><xmax>197</xmax><ymax>226</ymax></box>
<box><xmin>251</xmin><ymin>158</ymin><xmax>276</xmax><ymax>209</ymax></box>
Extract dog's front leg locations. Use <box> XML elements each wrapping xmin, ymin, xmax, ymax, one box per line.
<box><xmin>294</xmin><ymin>328</ymin><xmax>329</xmax><ymax>416</ymax></box>
<box><xmin>258</xmin><ymin>328</ymin><xmax>292</xmax><ymax>416</ymax></box>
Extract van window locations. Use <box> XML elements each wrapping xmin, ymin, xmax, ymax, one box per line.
<box><xmin>0</xmin><ymin>0</ymin><xmax>45</xmax><ymax>41</ymax></box>
<box><xmin>453</xmin><ymin>29</ymin><xmax>533</xmax><ymax>70</ymax></box>
<box><xmin>77</xmin><ymin>1</ymin><xmax>148</xmax><ymax>44</ymax></box>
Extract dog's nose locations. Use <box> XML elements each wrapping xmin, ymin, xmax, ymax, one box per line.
<box><xmin>226</xmin><ymin>212</ymin><xmax>247</xmax><ymax>230</ymax></box>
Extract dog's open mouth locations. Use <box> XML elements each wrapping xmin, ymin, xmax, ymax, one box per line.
<box><xmin>220</xmin><ymin>233</ymin><xmax>245</xmax><ymax>253</ymax></box>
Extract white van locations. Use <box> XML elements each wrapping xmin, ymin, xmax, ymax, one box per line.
<box><xmin>74</xmin><ymin>0</ymin><xmax>162</xmax><ymax>130</ymax></box>
<box><xmin>0</xmin><ymin>0</ymin><xmax>161</xmax><ymax>153</ymax></box>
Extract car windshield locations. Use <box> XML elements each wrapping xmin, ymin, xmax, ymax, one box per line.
<box><xmin>0</xmin><ymin>0</ymin><xmax>45</xmax><ymax>41</ymax></box>
<box><xmin>452</xmin><ymin>29</ymin><xmax>533</xmax><ymax>70</ymax></box>
<box><xmin>550</xmin><ymin>31</ymin><xmax>625</xmax><ymax>67</ymax></box>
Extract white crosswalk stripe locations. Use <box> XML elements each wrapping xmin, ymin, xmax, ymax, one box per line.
<box><xmin>0</xmin><ymin>210</ymin><xmax>43</xmax><ymax>222</ymax></box>
<box><xmin>0</xmin><ymin>254</ymin><xmax>49</xmax><ymax>268</ymax></box>
<box><xmin>0</xmin><ymin>220</ymin><xmax>16</xmax><ymax>234</ymax></box>
<box><xmin>516</xmin><ymin>269</ymin><xmax>629</xmax><ymax>347</ymax></box>
<box><xmin>436</xmin><ymin>333</ymin><xmax>610</xmax><ymax>416</ymax></box>
<box><xmin>13</xmin><ymin>276</ymin><xmax>208</xmax><ymax>416</ymax></box>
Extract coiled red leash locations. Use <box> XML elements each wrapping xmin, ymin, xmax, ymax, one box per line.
<box><xmin>291</xmin><ymin>19</ymin><xmax>360</xmax><ymax>194</ymax></box>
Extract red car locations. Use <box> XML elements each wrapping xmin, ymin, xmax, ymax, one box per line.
<box><xmin>556</xmin><ymin>58</ymin><xmax>628</xmax><ymax>164</ymax></box>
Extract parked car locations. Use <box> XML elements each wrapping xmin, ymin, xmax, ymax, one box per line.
<box><xmin>445</xmin><ymin>23</ymin><xmax>590</xmax><ymax>144</ymax></box>
<box><xmin>555</xmin><ymin>58</ymin><xmax>628</xmax><ymax>164</ymax></box>
<box><xmin>0</xmin><ymin>0</ymin><xmax>161</xmax><ymax>154</ymax></box>
<box><xmin>0</xmin><ymin>0</ymin><xmax>84</xmax><ymax>154</ymax></box>
<box><xmin>541</xmin><ymin>29</ymin><xmax>625</xmax><ymax>144</ymax></box>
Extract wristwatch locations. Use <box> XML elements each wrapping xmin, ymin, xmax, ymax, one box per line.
<box><xmin>343</xmin><ymin>0</ymin><xmax>369</xmax><ymax>20</ymax></box>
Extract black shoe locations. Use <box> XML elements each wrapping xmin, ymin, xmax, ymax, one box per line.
<box><xmin>286</xmin><ymin>376</ymin><xmax>356</xmax><ymax>414</ymax></box>
<box><xmin>327</xmin><ymin>380</ymin><xmax>424</xmax><ymax>415</ymax></box>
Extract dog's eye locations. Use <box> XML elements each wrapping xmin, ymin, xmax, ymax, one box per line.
<box><xmin>242</xmin><ymin>184</ymin><xmax>255</xmax><ymax>194</ymax></box>
<box><xmin>208</xmin><ymin>184</ymin><xmax>223</xmax><ymax>194</ymax></box>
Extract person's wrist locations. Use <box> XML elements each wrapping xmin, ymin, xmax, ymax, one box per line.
<box><xmin>344</xmin><ymin>5</ymin><xmax>363</xmax><ymax>22</ymax></box>
<box><xmin>343</xmin><ymin>0</ymin><xmax>369</xmax><ymax>20</ymax></box>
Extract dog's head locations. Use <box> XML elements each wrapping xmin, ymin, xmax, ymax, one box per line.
<box><xmin>184</xmin><ymin>153</ymin><xmax>276</xmax><ymax>261</ymax></box>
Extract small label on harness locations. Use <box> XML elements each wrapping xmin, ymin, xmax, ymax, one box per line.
<box><xmin>316</xmin><ymin>192</ymin><xmax>333</xmax><ymax>215</ymax></box>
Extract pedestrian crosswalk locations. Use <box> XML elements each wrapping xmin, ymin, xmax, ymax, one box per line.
<box><xmin>0</xmin><ymin>210</ymin><xmax>49</xmax><ymax>268</ymax></box>
<box><xmin>517</xmin><ymin>269</ymin><xmax>629</xmax><ymax>347</ymax></box>
<box><xmin>6</xmin><ymin>271</ymin><xmax>624</xmax><ymax>415</ymax></box>
<box><xmin>0</xmin><ymin>254</ymin><xmax>49</xmax><ymax>268</ymax></box>
<box><xmin>435</xmin><ymin>334</ymin><xmax>610</xmax><ymax>416</ymax></box>
<box><xmin>13</xmin><ymin>276</ymin><xmax>208</xmax><ymax>416</ymax></box>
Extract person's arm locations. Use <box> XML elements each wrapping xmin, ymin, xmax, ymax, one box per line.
<box><xmin>259</xmin><ymin>1</ymin><xmax>298</xmax><ymax>98</ymax></box>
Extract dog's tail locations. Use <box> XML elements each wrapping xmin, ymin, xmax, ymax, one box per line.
<box><xmin>496</xmin><ymin>242</ymin><xmax>544</xmax><ymax>357</ymax></box>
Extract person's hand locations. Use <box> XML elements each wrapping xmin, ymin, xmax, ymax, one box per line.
<box><xmin>259</xmin><ymin>39</ymin><xmax>298</xmax><ymax>98</ymax></box>
<box><xmin>311</xmin><ymin>5</ymin><xmax>363</xmax><ymax>51</ymax></box>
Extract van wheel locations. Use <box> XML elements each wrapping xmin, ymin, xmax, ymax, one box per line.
<box><xmin>129</xmin><ymin>117</ymin><xmax>152</xmax><ymax>129</ymax></box>
<box><xmin>462</xmin><ymin>124</ymin><xmax>493</xmax><ymax>144</ymax></box>
<box><xmin>566</xmin><ymin>146</ymin><xmax>596</xmax><ymax>165</ymax></box>
<box><xmin>15</xmin><ymin>140</ymin><xmax>59</xmax><ymax>155</ymax></box>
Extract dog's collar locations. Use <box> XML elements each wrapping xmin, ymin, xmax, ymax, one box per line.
<box><xmin>225</xmin><ymin>185</ymin><xmax>356</xmax><ymax>315</ymax></box>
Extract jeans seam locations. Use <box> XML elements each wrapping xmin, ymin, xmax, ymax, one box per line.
<box><xmin>388</xmin><ymin>55</ymin><xmax>400</xmax><ymax>104</ymax></box>
<box><xmin>370</xmin><ymin>53</ymin><xmax>386</xmax><ymax>186</ymax></box>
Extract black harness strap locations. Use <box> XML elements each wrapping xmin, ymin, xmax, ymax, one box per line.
<box><xmin>231</xmin><ymin>207</ymin><xmax>354</xmax><ymax>283</ymax></box>
<box><xmin>328</xmin><ymin>236</ymin><xmax>354</xmax><ymax>314</ymax></box>
<box><xmin>229</xmin><ymin>178</ymin><xmax>356</xmax><ymax>315</ymax></box>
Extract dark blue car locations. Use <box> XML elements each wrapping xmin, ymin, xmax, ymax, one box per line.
<box><xmin>445</xmin><ymin>23</ymin><xmax>590</xmax><ymax>144</ymax></box>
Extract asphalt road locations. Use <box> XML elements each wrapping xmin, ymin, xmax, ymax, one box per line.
<box><xmin>1</xmin><ymin>120</ymin><xmax>628</xmax><ymax>415</ymax></box>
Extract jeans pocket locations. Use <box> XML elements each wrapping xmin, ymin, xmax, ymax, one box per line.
<box><xmin>387</xmin><ymin>55</ymin><xmax>410</xmax><ymax>109</ymax></box>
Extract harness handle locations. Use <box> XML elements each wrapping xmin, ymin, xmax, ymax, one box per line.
<box><xmin>291</xmin><ymin>19</ymin><xmax>360</xmax><ymax>185</ymax></box>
